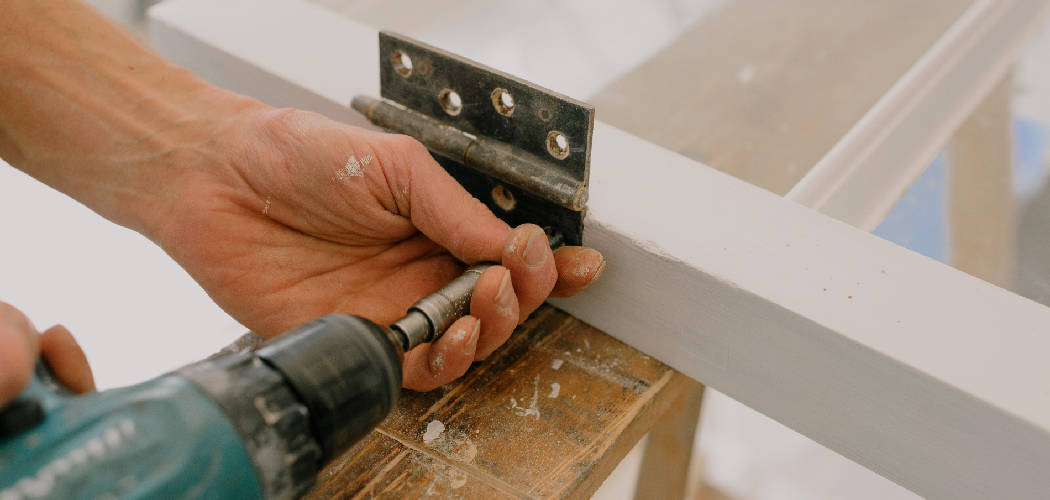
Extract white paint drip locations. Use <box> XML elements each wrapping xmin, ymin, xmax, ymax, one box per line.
<box><xmin>509</xmin><ymin>376</ymin><xmax>541</xmax><ymax>418</ymax></box>
<box><xmin>584</xmin><ymin>339</ymin><xmax>590</xmax><ymax>349</ymax></box>
<box><xmin>548</xmin><ymin>382</ymin><xmax>560</xmax><ymax>398</ymax></box>
<box><xmin>334</xmin><ymin>155</ymin><xmax>365</xmax><ymax>180</ymax></box>
<box><xmin>262</xmin><ymin>197</ymin><xmax>271</xmax><ymax>215</ymax></box>
<box><xmin>423</xmin><ymin>420</ymin><xmax>445</xmax><ymax>444</ymax></box>
<box><xmin>551</xmin><ymin>359</ymin><xmax>564</xmax><ymax>370</ymax></box>
<box><xmin>431</xmin><ymin>351</ymin><xmax>445</xmax><ymax>376</ymax></box>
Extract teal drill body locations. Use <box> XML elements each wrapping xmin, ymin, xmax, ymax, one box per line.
<box><xmin>0</xmin><ymin>264</ymin><xmax>489</xmax><ymax>500</ymax></box>
<box><xmin>0</xmin><ymin>313</ymin><xmax>405</xmax><ymax>500</ymax></box>
<box><xmin>0</xmin><ymin>371</ymin><xmax>262</xmax><ymax>500</ymax></box>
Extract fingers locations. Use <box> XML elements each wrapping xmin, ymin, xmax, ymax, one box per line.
<box><xmin>0</xmin><ymin>302</ymin><xmax>40</xmax><ymax>405</ymax></box>
<box><xmin>469</xmin><ymin>266</ymin><xmax>520</xmax><ymax>359</ymax></box>
<box><xmin>40</xmin><ymin>325</ymin><xmax>95</xmax><ymax>394</ymax></box>
<box><xmin>380</xmin><ymin>135</ymin><xmax>510</xmax><ymax>264</ymax></box>
<box><xmin>401</xmin><ymin>316</ymin><xmax>481</xmax><ymax>391</ymax></box>
<box><xmin>550</xmin><ymin>246</ymin><xmax>606</xmax><ymax>298</ymax></box>
<box><xmin>500</xmin><ymin>224</ymin><xmax>558</xmax><ymax>322</ymax></box>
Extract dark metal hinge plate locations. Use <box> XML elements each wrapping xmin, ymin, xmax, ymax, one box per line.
<box><xmin>352</xmin><ymin>31</ymin><xmax>594</xmax><ymax>247</ymax></box>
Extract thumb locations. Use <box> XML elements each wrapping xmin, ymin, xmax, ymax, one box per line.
<box><xmin>0</xmin><ymin>302</ymin><xmax>40</xmax><ymax>406</ymax></box>
<box><xmin>379</xmin><ymin>134</ymin><xmax>510</xmax><ymax>263</ymax></box>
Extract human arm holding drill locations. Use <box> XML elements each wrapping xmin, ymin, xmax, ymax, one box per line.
<box><xmin>0</xmin><ymin>0</ymin><xmax>604</xmax><ymax>404</ymax></box>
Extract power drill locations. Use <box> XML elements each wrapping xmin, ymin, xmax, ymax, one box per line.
<box><xmin>0</xmin><ymin>264</ymin><xmax>492</xmax><ymax>500</ymax></box>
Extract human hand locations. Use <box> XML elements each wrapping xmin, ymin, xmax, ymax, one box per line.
<box><xmin>148</xmin><ymin>105</ymin><xmax>605</xmax><ymax>391</ymax></box>
<box><xmin>0</xmin><ymin>302</ymin><xmax>95</xmax><ymax>406</ymax></box>
<box><xmin>0</xmin><ymin>0</ymin><xmax>603</xmax><ymax>393</ymax></box>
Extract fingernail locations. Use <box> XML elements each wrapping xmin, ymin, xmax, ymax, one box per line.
<box><xmin>522</xmin><ymin>226</ymin><xmax>548</xmax><ymax>268</ymax></box>
<box><xmin>494</xmin><ymin>270</ymin><xmax>514</xmax><ymax>311</ymax></box>
<box><xmin>586</xmin><ymin>260</ymin><xmax>606</xmax><ymax>287</ymax></box>
<box><xmin>463</xmin><ymin>319</ymin><xmax>481</xmax><ymax>356</ymax></box>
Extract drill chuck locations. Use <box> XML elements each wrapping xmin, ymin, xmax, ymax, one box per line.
<box><xmin>254</xmin><ymin>315</ymin><xmax>404</xmax><ymax>464</ymax></box>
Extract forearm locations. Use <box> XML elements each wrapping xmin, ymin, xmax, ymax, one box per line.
<box><xmin>0</xmin><ymin>0</ymin><xmax>258</xmax><ymax>237</ymax></box>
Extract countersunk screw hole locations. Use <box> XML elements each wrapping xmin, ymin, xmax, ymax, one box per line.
<box><xmin>544</xmin><ymin>227</ymin><xmax>565</xmax><ymax>248</ymax></box>
<box><xmin>392</xmin><ymin>50</ymin><xmax>413</xmax><ymax>78</ymax></box>
<box><xmin>439</xmin><ymin>89</ymin><xmax>463</xmax><ymax>116</ymax></box>
<box><xmin>491</xmin><ymin>185</ymin><xmax>516</xmax><ymax>211</ymax></box>
<box><xmin>547</xmin><ymin>131</ymin><xmax>569</xmax><ymax>159</ymax></box>
<box><xmin>491</xmin><ymin>88</ymin><xmax>515</xmax><ymax>116</ymax></box>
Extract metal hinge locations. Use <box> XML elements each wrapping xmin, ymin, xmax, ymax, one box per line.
<box><xmin>351</xmin><ymin>31</ymin><xmax>594</xmax><ymax>247</ymax></box>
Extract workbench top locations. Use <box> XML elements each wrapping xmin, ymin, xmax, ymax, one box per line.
<box><xmin>306</xmin><ymin>306</ymin><xmax>692</xmax><ymax>499</ymax></box>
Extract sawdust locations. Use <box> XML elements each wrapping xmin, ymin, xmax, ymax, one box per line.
<box><xmin>448</xmin><ymin>438</ymin><xmax>478</xmax><ymax>464</ymax></box>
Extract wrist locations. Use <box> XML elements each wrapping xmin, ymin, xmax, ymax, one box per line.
<box><xmin>125</xmin><ymin>84</ymin><xmax>269</xmax><ymax>244</ymax></box>
<box><xmin>0</xmin><ymin>0</ymin><xmax>269</xmax><ymax>242</ymax></box>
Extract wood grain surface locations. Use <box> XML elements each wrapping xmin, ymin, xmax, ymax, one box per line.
<box><xmin>305</xmin><ymin>306</ymin><xmax>693</xmax><ymax>499</ymax></box>
<box><xmin>591</xmin><ymin>0</ymin><xmax>973</xmax><ymax>196</ymax></box>
<box><xmin>949</xmin><ymin>74</ymin><xmax>1016</xmax><ymax>289</ymax></box>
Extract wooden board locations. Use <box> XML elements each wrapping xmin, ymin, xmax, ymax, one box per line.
<box><xmin>790</xmin><ymin>0</ymin><xmax>1050</xmax><ymax>230</ymax></box>
<box><xmin>305</xmin><ymin>307</ymin><xmax>693</xmax><ymax>499</ymax></box>
<box><xmin>949</xmin><ymin>74</ymin><xmax>1016</xmax><ymax>289</ymax></box>
<box><xmin>592</xmin><ymin>0</ymin><xmax>1050</xmax><ymax>232</ymax></box>
<box><xmin>150</xmin><ymin>2</ymin><xmax>1050</xmax><ymax>498</ymax></box>
<box><xmin>591</xmin><ymin>0</ymin><xmax>971</xmax><ymax>196</ymax></box>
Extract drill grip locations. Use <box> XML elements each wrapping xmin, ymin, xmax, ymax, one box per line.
<box><xmin>254</xmin><ymin>315</ymin><xmax>403</xmax><ymax>464</ymax></box>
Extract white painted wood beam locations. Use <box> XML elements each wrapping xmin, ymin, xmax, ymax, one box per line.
<box><xmin>150</xmin><ymin>1</ymin><xmax>1050</xmax><ymax>498</ymax></box>
<box><xmin>786</xmin><ymin>0</ymin><xmax>1050</xmax><ymax>231</ymax></box>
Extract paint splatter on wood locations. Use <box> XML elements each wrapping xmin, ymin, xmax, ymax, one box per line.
<box><xmin>422</xmin><ymin>420</ymin><xmax>444</xmax><ymax>444</ymax></box>
<box><xmin>304</xmin><ymin>307</ymin><xmax>686</xmax><ymax>499</ymax></box>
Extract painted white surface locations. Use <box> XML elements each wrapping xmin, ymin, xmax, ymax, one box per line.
<box><xmin>149</xmin><ymin>2</ymin><xmax>1050</xmax><ymax>498</ymax></box>
<box><xmin>787</xmin><ymin>0</ymin><xmax>1050</xmax><ymax>232</ymax></box>
<box><xmin>151</xmin><ymin>0</ymin><xmax>374</xmax><ymax>127</ymax></box>
<box><xmin>0</xmin><ymin>165</ymin><xmax>245</xmax><ymax>390</ymax></box>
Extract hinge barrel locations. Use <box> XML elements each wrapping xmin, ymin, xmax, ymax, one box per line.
<box><xmin>352</xmin><ymin>95</ymin><xmax>587</xmax><ymax>211</ymax></box>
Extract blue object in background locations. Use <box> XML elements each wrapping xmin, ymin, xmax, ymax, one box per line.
<box><xmin>1013</xmin><ymin>117</ymin><xmax>1050</xmax><ymax>203</ymax></box>
<box><xmin>873</xmin><ymin>152</ymin><xmax>950</xmax><ymax>263</ymax></box>
<box><xmin>872</xmin><ymin>116</ymin><xmax>1050</xmax><ymax>264</ymax></box>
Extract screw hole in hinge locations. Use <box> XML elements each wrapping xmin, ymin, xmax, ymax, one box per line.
<box><xmin>439</xmin><ymin>89</ymin><xmax>463</xmax><ymax>116</ymax></box>
<box><xmin>544</xmin><ymin>227</ymin><xmax>565</xmax><ymax>249</ymax></box>
<box><xmin>491</xmin><ymin>88</ymin><xmax>515</xmax><ymax>116</ymax></box>
<box><xmin>392</xmin><ymin>50</ymin><xmax>413</xmax><ymax>78</ymax></box>
<box><xmin>546</xmin><ymin>131</ymin><xmax>569</xmax><ymax>160</ymax></box>
<box><xmin>491</xmin><ymin>184</ymin><xmax>516</xmax><ymax>211</ymax></box>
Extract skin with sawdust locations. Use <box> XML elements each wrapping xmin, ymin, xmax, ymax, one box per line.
<box><xmin>0</xmin><ymin>0</ymin><xmax>606</xmax><ymax>403</ymax></box>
